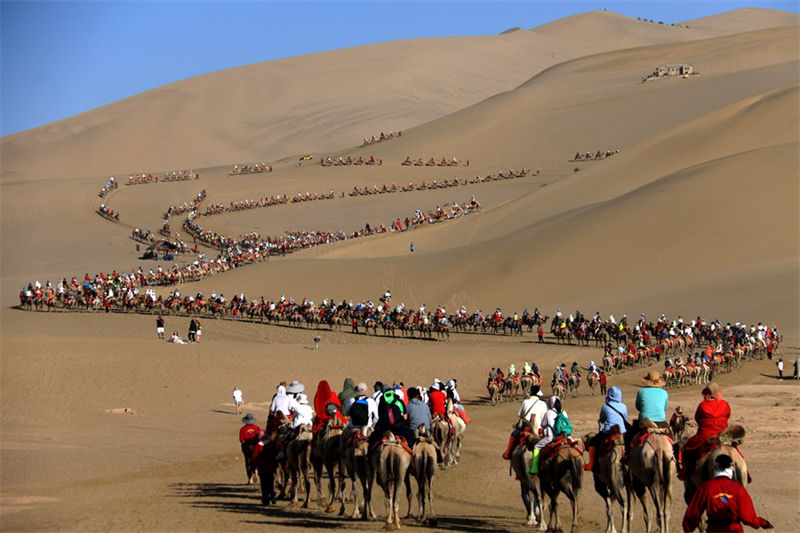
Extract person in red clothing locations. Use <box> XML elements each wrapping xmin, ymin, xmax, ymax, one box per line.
<box><xmin>312</xmin><ymin>380</ymin><xmax>344</xmax><ymax>435</ymax></box>
<box><xmin>427</xmin><ymin>381</ymin><xmax>447</xmax><ymax>417</ymax></box>
<box><xmin>682</xmin><ymin>454</ymin><xmax>772</xmax><ymax>532</ymax></box>
<box><xmin>239</xmin><ymin>413</ymin><xmax>264</xmax><ymax>483</ymax></box>
<box><xmin>680</xmin><ymin>382</ymin><xmax>731</xmax><ymax>481</ymax></box>
<box><xmin>251</xmin><ymin>430</ymin><xmax>282</xmax><ymax>505</ymax></box>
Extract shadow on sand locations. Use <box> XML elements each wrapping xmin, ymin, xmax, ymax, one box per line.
<box><xmin>170</xmin><ymin>482</ymin><xmax>520</xmax><ymax>531</ymax></box>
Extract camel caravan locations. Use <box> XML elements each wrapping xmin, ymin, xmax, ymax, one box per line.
<box><xmin>501</xmin><ymin>366</ymin><xmax>768</xmax><ymax>533</ymax></box>
<box><xmin>569</xmin><ymin>148</ymin><xmax>621</xmax><ymax>161</ymax></box>
<box><xmin>401</xmin><ymin>156</ymin><xmax>468</xmax><ymax>167</ymax></box>
<box><xmin>361</xmin><ymin>130</ymin><xmax>400</xmax><ymax>146</ymax></box>
<box><xmin>97</xmin><ymin>176</ymin><xmax>118</xmax><ymax>198</ymax></box>
<box><xmin>96</xmin><ymin>204</ymin><xmax>119</xmax><ymax>222</ymax></box>
<box><xmin>125</xmin><ymin>170</ymin><xmax>199</xmax><ymax>185</ymax></box>
<box><xmin>242</xmin><ymin>377</ymin><xmax>466</xmax><ymax>530</ymax></box>
<box><xmin>347</xmin><ymin>167</ymin><xmax>532</xmax><ymax>197</ymax></box>
<box><xmin>321</xmin><ymin>155</ymin><xmax>382</xmax><ymax>166</ymax></box>
<box><xmin>229</xmin><ymin>163</ymin><xmax>272</xmax><ymax>175</ymax></box>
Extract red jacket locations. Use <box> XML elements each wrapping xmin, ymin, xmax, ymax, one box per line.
<box><xmin>239</xmin><ymin>424</ymin><xmax>262</xmax><ymax>444</ymax></box>
<box><xmin>685</xmin><ymin>399</ymin><xmax>731</xmax><ymax>451</ymax></box>
<box><xmin>682</xmin><ymin>476</ymin><xmax>769</xmax><ymax>532</ymax></box>
<box><xmin>428</xmin><ymin>390</ymin><xmax>446</xmax><ymax>416</ymax></box>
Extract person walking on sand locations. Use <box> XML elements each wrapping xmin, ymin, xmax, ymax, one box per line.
<box><xmin>195</xmin><ymin>319</ymin><xmax>202</xmax><ymax>343</ymax></box>
<box><xmin>156</xmin><ymin>315</ymin><xmax>165</xmax><ymax>340</ymax></box>
<box><xmin>188</xmin><ymin>319</ymin><xmax>197</xmax><ymax>342</ymax></box>
<box><xmin>233</xmin><ymin>387</ymin><xmax>244</xmax><ymax>415</ymax></box>
<box><xmin>776</xmin><ymin>358</ymin><xmax>783</xmax><ymax>380</ymax></box>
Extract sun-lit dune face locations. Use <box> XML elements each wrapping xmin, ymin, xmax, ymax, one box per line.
<box><xmin>1</xmin><ymin>7</ymin><xmax>799</xmax><ymax>531</ymax></box>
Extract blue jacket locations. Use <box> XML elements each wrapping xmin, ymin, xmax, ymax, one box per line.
<box><xmin>405</xmin><ymin>398</ymin><xmax>432</xmax><ymax>432</ymax></box>
<box><xmin>635</xmin><ymin>386</ymin><xmax>669</xmax><ymax>423</ymax></box>
<box><xmin>598</xmin><ymin>386</ymin><xmax>629</xmax><ymax>434</ymax></box>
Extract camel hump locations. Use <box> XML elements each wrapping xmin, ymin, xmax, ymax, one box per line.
<box><xmin>720</xmin><ymin>424</ymin><xmax>746</xmax><ymax>444</ymax></box>
<box><xmin>640</xmin><ymin>418</ymin><xmax>658</xmax><ymax>429</ymax></box>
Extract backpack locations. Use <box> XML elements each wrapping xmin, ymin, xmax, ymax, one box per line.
<box><xmin>554</xmin><ymin>411</ymin><xmax>573</xmax><ymax>437</ymax></box>
<box><xmin>349</xmin><ymin>398</ymin><xmax>369</xmax><ymax>427</ymax></box>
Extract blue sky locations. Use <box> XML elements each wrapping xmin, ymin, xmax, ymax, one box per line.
<box><xmin>2</xmin><ymin>1</ymin><xmax>798</xmax><ymax>137</ymax></box>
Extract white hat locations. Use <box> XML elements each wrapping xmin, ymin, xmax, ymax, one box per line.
<box><xmin>297</xmin><ymin>393</ymin><xmax>308</xmax><ymax>405</ymax></box>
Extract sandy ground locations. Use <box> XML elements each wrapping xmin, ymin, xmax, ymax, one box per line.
<box><xmin>1</xmin><ymin>6</ymin><xmax>799</xmax><ymax>533</ymax></box>
<box><xmin>1</xmin><ymin>311</ymin><xmax>798</xmax><ymax>532</ymax></box>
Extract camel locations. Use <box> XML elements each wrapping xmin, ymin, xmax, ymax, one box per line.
<box><xmin>376</xmin><ymin>431</ymin><xmax>411</xmax><ymax>530</ymax></box>
<box><xmin>553</xmin><ymin>381</ymin><xmax>566</xmax><ymax>400</ymax></box>
<box><xmin>445</xmin><ymin>399</ymin><xmax>466</xmax><ymax>466</ymax></box>
<box><xmin>567</xmin><ymin>374</ymin><xmax>580</xmax><ymax>397</ymax></box>
<box><xmin>430</xmin><ymin>414</ymin><xmax>450</xmax><ymax>465</ymax></box>
<box><xmin>342</xmin><ymin>426</ymin><xmax>376</xmax><ymax>519</ymax></box>
<box><xmin>683</xmin><ymin>425</ymin><xmax>748</xmax><ymax>511</ymax></box>
<box><xmin>488</xmin><ymin>381</ymin><xmax>502</xmax><ymax>405</ymax></box>
<box><xmin>521</xmin><ymin>374</ymin><xmax>533</xmax><ymax>396</ymax></box>
<box><xmin>538</xmin><ymin>440</ymin><xmax>583</xmax><ymax>533</ymax></box>
<box><xmin>583</xmin><ymin>430</ymin><xmax>629</xmax><ymax>533</ymax></box>
<box><xmin>627</xmin><ymin>425</ymin><xmax>675</xmax><ymax>533</ymax></box>
<box><xmin>311</xmin><ymin>419</ymin><xmax>345</xmax><ymax>513</ymax></box>
<box><xmin>406</xmin><ymin>428</ymin><xmax>437</xmax><ymax>526</ymax></box>
<box><xmin>286</xmin><ymin>425</ymin><xmax>314</xmax><ymax>508</ymax></box>
<box><xmin>509</xmin><ymin>432</ymin><xmax>542</xmax><ymax>526</ymax></box>
<box><xmin>587</xmin><ymin>372</ymin><xmax>599</xmax><ymax>396</ymax></box>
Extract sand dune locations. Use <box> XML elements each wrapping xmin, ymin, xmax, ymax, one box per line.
<box><xmin>1</xmin><ymin>8</ymin><xmax>798</xmax><ymax>532</ymax></box>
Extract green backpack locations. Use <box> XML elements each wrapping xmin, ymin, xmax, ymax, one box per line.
<box><xmin>554</xmin><ymin>411</ymin><xmax>573</xmax><ymax>437</ymax></box>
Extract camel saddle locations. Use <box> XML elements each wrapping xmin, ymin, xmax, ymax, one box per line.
<box><xmin>598</xmin><ymin>427</ymin><xmax>624</xmax><ymax>457</ymax></box>
<box><xmin>541</xmin><ymin>436</ymin><xmax>581</xmax><ymax>461</ymax></box>
<box><xmin>372</xmin><ymin>432</ymin><xmax>413</xmax><ymax>455</ymax></box>
<box><xmin>631</xmin><ymin>420</ymin><xmax>674</xmax><ymax>449</ymax></box>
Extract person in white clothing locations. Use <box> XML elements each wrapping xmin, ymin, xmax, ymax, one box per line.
<box><xmin>290</xmin><ymin>393</ymin><xmax>314</xmax><ymax>428</ymax></box>
<box><xmin>269</xmin><ymin>385</ymin><xmax>291</xmax><ymax>417</ymax></box>
<box><xmin>233</xmin><ymin>387</ymin><xmax>243</xmax><ymax>415</ymax></box>
<box><xmin>502</xmin><ymin>385</ymin><xmax>547</xmax><ymax>459</ymax></box>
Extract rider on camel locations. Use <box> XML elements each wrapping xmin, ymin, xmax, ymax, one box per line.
<box><xmin>502</xmin><ymin>385</ymin><xmax>546</xmax><ymax>459</ymax></box>
<box><xmin>528</xmin><ymin>395</ymin><xmax>571</xmax><ymax>474</ymax></box>
<box><xmin>679</xmin><ymin>382</ymin><xmax>731</xmax><ymax>482</ymax></box>
<box><xmin>626</xmin><ymin>370</ymin><xmax>669</xmax><ymax>450</ymax></box>
<box><xmin>584</xmin><ymin>386</ymin><xmax>629</xmax><ymax>470</ymax></box>
<box><xmin>312</xmin><ymin>380</ymin><xmax>344</xmax><ymax>435</ymax></box>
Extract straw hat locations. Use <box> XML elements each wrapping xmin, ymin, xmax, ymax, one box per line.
<box><xmin>642</xmin><ymin>370</ymin><xmax>665</xmax><ymax>387</ymax></box>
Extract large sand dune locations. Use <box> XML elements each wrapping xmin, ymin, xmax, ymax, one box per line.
<box><xmin>1</xmin><ymin>7</ymin><xmax>798</xmax><ymax>532</ymax></box>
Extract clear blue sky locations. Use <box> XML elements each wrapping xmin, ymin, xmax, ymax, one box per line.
<box><xmin>2</xmin><ymin>1</ymin><xmax>797</xmax><ymax>137</ymax></box>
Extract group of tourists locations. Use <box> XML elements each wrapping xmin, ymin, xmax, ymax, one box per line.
<box><xmin>97</xmin><ymin>204</ymin><xmax>120</xmax><ymax>221</ymax></box>
<box><xmin>320</xmin><ymin>155</ymin><xmax>382</xmax><ymax>166</ymax></box>
<box><xmin>201</xmin><ymin>191</ymin><xmax>335</xmax><ymax>218</ymax></box>
<box><xmin>361</xmin><ymin>130</ymin><xmax>400</xmax><ymax>145</ymax></box>
<box><xmin>401</xmin><ymin>156</ymin><xmax>466</xmax><ymax>167</ymax></box>
<box><xmin>570</xmin><ymin>148</ymin><xmax>621</xmax><ymax>160</ymax></box>
<box><xmin>98</xmin><ymin>176</ymin><xmax>118</xmax><ymax>198</ymax></box>
<box><xmin>131</xmin><ymin>228</ymin><xmax>155</xmax><ymax>243</ymax></box>
<box><xmin>505</xmin><ymin>368</ymin><xmax>773</xmax><ymax>532</ymax></box>
<box><xmin>229</xmin><ymin>163</ymin><xmax>272</xmax><ymax>175</ymax></box>
<box><xmin>347</xmin><ymin>168</ymin><xmax>531</xmax><ymax>197</ymax></box>
<box><xmin>238</xmin><ymin>376</ymin><xmax>468</xmax><ymax>508</ymax></box>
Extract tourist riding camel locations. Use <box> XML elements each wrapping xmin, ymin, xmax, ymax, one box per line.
<box><xmin>502</xmin><ymin>384</ymin><xmax>546</xmax><ymax>460</ymax></box>
<box><xmin>529</xmin><ymin>395</ymin><xmax>570</xmax><ymax>474</ymax></box>
<box><xmin>682</xmin><ymin>454</ymin><xmax>773</xmax><ymax>532</ymax></box>
<box><xmin>583</xmin><ymin>386</ymin><xmax>629</xmax><ymax>470</ymax></box>
<box><xmin>627</xmin><ymin>370</ymin><xmax>669</xmax><ymax>449</ymax></box>
<box><xmin>679</xmin><ymin>382</ymin><xmax>731</xmax><ymax>482</ymax></box>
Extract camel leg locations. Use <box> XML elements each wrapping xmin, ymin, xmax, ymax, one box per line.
<box><xmin>384</xmin><ymin>481</ymin><xmax>393</xmax><ymax>529</ymax></box>
<box><xmin>570</xmin><ymin>494</ymin><xmax>579</xmax><ymax>533</ymax></box>
<box><xmin>404</xmin><ymin>471</ymin><xmax>414</xmax><ymax>519</ymax></box>
<box><xmin>427</xmin><ymin>474</ymin><xmax>436</xmax><ymax>525</ymax></box>
<box><xmin>636</xmin><ymin>487</ymin><xmax>651</xmax><ymax>533</ymax></box>
<box><xmin>393</xmin><ymin>479</ymin><xmax>402</xmax><ymax>530</ymax></box>
<box><xmin>349</xmin><ymin>474</ymin><xmax>361</xmax><ymax>518</ymax></box>
<box><xmin>521</xmin><ymin>481</ymin><xmax>535</xmax><ymax>525</ymax></box>
<box><xmin>603</xmin><ymin>495</ymin><xmax>615</xmax><ymax>533</ymax></box>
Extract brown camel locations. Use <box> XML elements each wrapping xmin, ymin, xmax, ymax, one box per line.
<box><xmin>538</xmin><ymin>440</ymin><xmax>583</xmax><ymax>533</ymax></box>
<box><xmin>627</xmin><ymin>425</ymin><xmax>675</xmax><ymax>533</ymax></box>
<box><xmin>342</xmin><ymin>426</ymin><xmax>376</xmax><ymax>519</ymax></box>
<box><xmin>286</xmin><ymin>424</ymin><xmax>313</xmax><ymax>508</ymax></box>
<box><xmin>583</xmin><ymin>430</ymin><xmax>629</xmax><ymax>533</ymax></box>
<box><xmin>509</xmin><ymin>432</ymin><xmax>542</xmax><ymax>527</ymax></box>
<box><xmin>587</xmin><ymin>372</ymin><xmax>599</xmax><ymax>396</ymax></box>
<box><xmin>445</xmin><ymin>399</ymin><xmax>466</xmax><ymax>466</ymax></box>
<box><xmin>311</xmin><ymin>419</ymin><xmax>345</xmax><ymax>513</ymax></box>
<box><xmin>406</xmin><ymin>428</ymin><xmax>438</xmax><ymax>526</ymax></box>
<box><xmin>683</xmin><ymin>426</ymin><xmax>749</xmax><ymax>514</ymax></box>
<box><xmin>430</xmin><ymin>414</ymin><xmax>450</xmax><ymax>465</ymax></box>
<box><xmin>376</xmin><ymin>431</ymin><xmax>411</xmax><ymax>530</ymax></box>
<box><xmin>488</xmin><ymin>382</ymin><xmax>502</xmax><ymax>405</ymax></box>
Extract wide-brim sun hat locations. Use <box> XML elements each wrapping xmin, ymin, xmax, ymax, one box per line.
<box><xmin>642</xmin><ymin>370</ymin><xmax>665</xmax><ymax>387</ymax></box>
<box><xmin>355</xmin><ymin>382</ymin><xmax>369</xmax><ymax>395</ymax></box>
<box><xmin>286</xmin><ymin>380</ymin><xmax>305</xmax><ymax>394</ymax></box>
<box><xmin>241</xmin><ymin>413</ymin><xmax>257</xmax><ymax>424</ymax></box>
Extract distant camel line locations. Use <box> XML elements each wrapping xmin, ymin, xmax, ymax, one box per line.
<box><xmin>402</xmin><ymin>157</ymin><xmax>467</xmax><ymax>167</ymax></box>
<box><xmin>361</xmin><ymin>129</ymin><xmax>401</xmax><ymax>146</ymax></box>
<box><xmin>568</xmin><ymin>148</ymin><xmax>621</xmax><ymax>161</ymax></box>
<box><xmin>229</xmin><ymin>163</ymin><xmax>273</xmax><ymax>175</ymax></box>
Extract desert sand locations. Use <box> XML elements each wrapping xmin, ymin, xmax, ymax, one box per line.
<box><xmin>1</xmin><ymin>7</ymin><xmax>798</xmax><ymax>533</ymax></box>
